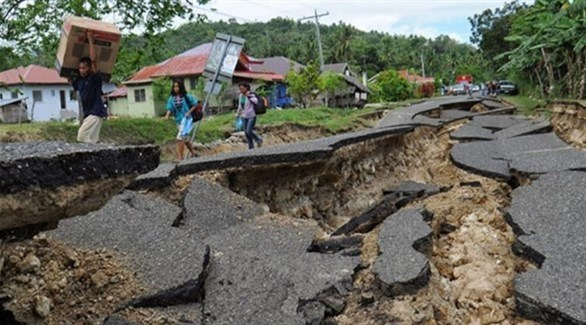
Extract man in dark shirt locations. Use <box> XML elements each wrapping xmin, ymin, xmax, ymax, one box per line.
<box><xmin>72</xmin><ymin>31</ymin><xmax>107</xmax><ymax>143</ymax></box>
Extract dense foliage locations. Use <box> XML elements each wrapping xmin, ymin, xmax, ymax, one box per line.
<box><xmin>0</xmin><ymin>0</ymin><xmax>209</xmax><ymax>74</ymax></box>
<box><xmin>3</xmin><ymin>1</ymin><xmax>586</xmax><ymax>99</ymax></box>
<box><xmin>2</xmin><ymin>7</ymin><xmax>480</xmax><ymax>85</ymax></box>
<box><xmin>369</xmin><ymin>70</ymin><xmax>413</xmax><ymax>102</ymax></box>
<box><xmin>500</xmin><ymin>0</ymin><xmax>586</xmax><ymax>99</ymax></box>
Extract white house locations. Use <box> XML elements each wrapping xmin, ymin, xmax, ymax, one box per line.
<box><xmin>0</xmin><ymin>65</ymin><xmax>79</xmax><ymax>121</ymax></box>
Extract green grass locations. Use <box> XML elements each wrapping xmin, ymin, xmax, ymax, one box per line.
<box><xmin>0</xmin><ymin>106</ymin><xmax>385</xmax><ymax>145</ymax></box>
<box><xmin>255</xmin><ymin>106</ymin><xmax>378</xmax><ymax>133</ymax></box>
<box><xmin>0</xmin><ymin>122</ymin><xmax>42</xmax><ymax>135</ymax></box>
<box><xmin>501</xmin><ymin>95</ymin><xmax>547</xmax><ymax>116</ymax></box>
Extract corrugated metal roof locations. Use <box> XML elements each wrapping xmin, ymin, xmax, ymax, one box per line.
<box><xmin>233</xmin><ymin>71</ymin><xmax>284</xmax><ymax>82</ymax></box>
<box><xmin>252</xmin><ymin>57</ymin><xmax>304</xmax><ymax>76</ymax></box>
<box><xmin>125</xmin><ymin>43</ymin><xmax>273</xmax><ymax>84</ymax></box>
<box><xmin>324</xmin><ymin>63</ymin><xmax>349</xmax><ymax>74</ymax></box>
<box><xmin>398</xmin><ymin>70</ymin><xmax>434</xmax><ymax>84</ymax></box>
<box><xmin>342</xmin><ymin>74</ymin><xmax>370</xmax><ymax>93</ymax></box>
<box><xmin>0</xmin><ymin>98</ymin><xmax>27</xmax><ymax>107</ymax></box>
<box><xmin>107</xmin><ymin>86</ymin><xmax>127</xmax><ymax>98</ymax></box>
<box><xmin>0</xmin><ymin>65</ymin><xmax>69</xmax><ymax>85</ymax></box>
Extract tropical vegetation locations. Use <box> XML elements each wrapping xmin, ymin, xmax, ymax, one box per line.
<box><xmin>1</xmin><ymin>0</ymin><xmax>585</xmax><ymax>100</ymax></box>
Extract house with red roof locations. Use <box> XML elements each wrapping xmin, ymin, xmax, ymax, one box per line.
<box><xmin>398</xmin><ymin>69</ymin><xmax>435</xmax><ymax>84</ymax></box>
<box><xmin>0</xmin><ymin>65</ymin><xmax>79</xmax><ymax>121</ymax></box>
<box><xmin>116</xmin><ymin>43</ymin><xmax>284</xmax><ymax>117</ymax></box>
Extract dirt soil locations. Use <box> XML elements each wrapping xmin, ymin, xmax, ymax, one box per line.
<box><xmin>331</xmin><ymin>122</ymin><xmax>538</xmax><ymax>325</ymax></box>
<box><xmin>0</xmin><ymin>234</ymin><xmax>144</xmax><ymax>325</ymax></box>
<box><xmin>1</xmin><ymin>111</ymin><xmax>543</xmax><ymax>324</ymax></box>
<box><xmin>160</xmin><ymin>123</ymin><xmax>338</xmax><ymax>161</ymax></box>
<box><xmin>549</xmin><ymin>101</ymin><xmax>586</xmax><ymax>149</ymax></box>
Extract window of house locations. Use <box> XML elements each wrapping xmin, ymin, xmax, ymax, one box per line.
<box><xmin>33</xmin><ymin>90</ymin><xmax>43</xmax><ymax>102</ymax></box>
<box><xmin>134</xmin><ymin>89</ymin><xmax>146</xmax><ymax>102</ymax></box>
<box><xmin>70</xmin><ymin>91</ymin><xmax>77</xmax><ymax>101</ymax></box>
<box><xmin>11</xmin><ymin>91</ymin><xmax>19</xmax><ymax>99</ymax></box>
<box><xmin>0</xmin><ymin>93</ymin><xmax>3</xmax><ymax>99</ymax></box>
<box><xmin>51</xmin><ymin>90</ymin><xmax>56</xmax><ymax>97</ymax></box>
<box><xmin>189</xmin><ymin>77</ymin><xmax>197</xmax><ymax>90</ymax></box>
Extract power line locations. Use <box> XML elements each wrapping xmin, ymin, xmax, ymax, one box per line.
<box><xmin>194</xmin><ymin>6</ymin><xmax>256</xmax><ymax>23</ymax></box>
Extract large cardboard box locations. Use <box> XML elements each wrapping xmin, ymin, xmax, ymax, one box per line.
<box><xmin>55</xmin><ymin>16</ymin><xmax>121</xmax><ymax>82</ymax></box>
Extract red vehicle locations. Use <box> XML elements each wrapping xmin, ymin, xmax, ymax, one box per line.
<box><xmin>456</xmin><ymin>74</ymin><xmax>473</xmax><ymax>84</ymax></box>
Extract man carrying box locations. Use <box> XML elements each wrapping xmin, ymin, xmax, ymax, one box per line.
<box><xmin>71</xmin><ymin>31</ymin><xmax>107</xmax><ymax>143</ymax></box>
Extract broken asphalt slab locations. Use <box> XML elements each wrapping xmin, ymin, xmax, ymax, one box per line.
<box><xmin>451</xmin><ymin>133</ymin><xmax>572</xmax><ymax>179</ymax></box>
<box><xmin>333</xmin><ymin>181</ymin><xmax>440</xmax><ymax>236</ymax></box>
<box><xmin>372</xmin><ymin>208</ymin><xmax>432</xmax><ymax>297</ymax></box>
<box><xmin>451</xmin><ymin>140</ymin><xmax>511</xmax><ymax>179</ymax></box>
<box><xmin>506</xmin><ymin>171</ymin><xmax>585</xmax><ymax>324</ymax></box>
<box><xmin>439</xmin><ymin>109</ymin><xmax>477</xmax><ymax>121</ymax></box>
<box><xmin>0</xmin><ymin>141</ymin><xmax>159</xmax><ymax>232</ymax></box>
<box><xmin>130</xmin><ymin>125</ymin><xmax>413</xmax><ymax>190</ymax></box>
<box><xmin>175</xmin><ymin>138</ymin><xmax>334</xmax><ymax>175</ymax></box>
<box><xmin>450</xmin><ymin>123</ymin><xmax>496</xmax><ymax>141</ymax></box>
<box><xmin>0</xmin><ymin>141</ymin><xmax>159</xmax><ymax>194</ymax></box>
<box><xmin>509</xmin><ymin>147</ymin><xmax>586</xmax><ymax>175</ymax></box>
<box><xmin>179</xmin><ymin>178</ymin><xmax>360</xmax><ymax>324</ymax></box>
<box><xmin>493</xmin><ymin>118</ymin><xmax>551</xmax><ymax>139</ymax></box>
<box><xmin>178</xmin><ymin>177</ymin><xmax>265</xmax><ymax>239</ymax></box>
<box><xmin>471</xmin><ymin>115</ymin><xmax>528</xmax><ymax>130</ymax></box>
<box><xmin>202</xmin><ymin>218</ymin><xmax>360</xmax><ymax>325</ymax></box>
<box><xmin>47</xmin><ymin>177</ymin><xmax>360</xmax><ymax>323</ymax></box>
<box><xmin>46</xmin><ymin>191</ymin><xmax>209</xmax><ymax>300</ymax></box>
<box><xmin>178</xmin><ymin>125</ymin><xmax>413</xmax><ymax>172</ymax></box>
<box><xmin>126</xmin><ymin>162</ymin><xmax>178</xmax><ymax>191</ymax></box>
<box><xmin>480</xmin><ymin>99</ymin><xmax>508</xmax><ymax>110</ymax></box>
<box><xmin>382</xmin><ymin>180</ymin><xmax>442</xmax><ymax>196</ymax></box>
<box><xmin>376</xmin><ymin>98</ymin><xmax>482</xmax><ymax>128</ymax></box>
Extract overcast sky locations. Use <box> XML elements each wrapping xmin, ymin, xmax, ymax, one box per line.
<box><xmin>192</xmin><ymin>0</ymin><xmax>530</xmax><ymax>44</ymax></box>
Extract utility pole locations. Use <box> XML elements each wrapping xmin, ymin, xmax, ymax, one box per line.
<box><xmin>298</xmin><ymin>9</ymin><xmax>329</xmax><ymax>71</ymax></box>
<box><xmin>299</xmin><ymin>9</ymin><xmax>329</xmax><ymax>106</ymax></box>
<box><xmin>420</xmin><ymin>51</ymin><xmax>425</xmax><ymax>78</ymax></box>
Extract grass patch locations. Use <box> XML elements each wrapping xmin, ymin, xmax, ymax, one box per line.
<box><xmin>39</xmin><ymin>118</ymin><xmax>177</xmax><ymax>144</ymax></box>
<box><xmin>255</xmin><ymin>106</ymin><xmax>379</xmax><ymax>133</ymax></box>
<box><xmin>0</xmin><ymin>106</ymin><xmax>385</xmax><ymax>145</ymax></box>
<box><xmin>502</xmin><ymin>95</ymin><xmax>546</xmax><ymax>116</ymax></box>
<box><xmin>0</xmin><ymin>123</ymin><xmax>42</xmax><ymax>135</ymax></box>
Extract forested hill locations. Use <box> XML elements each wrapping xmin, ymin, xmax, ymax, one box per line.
<box><xmin>108</xmin><ymin>17</ymin><xmax>480</xmax><ymax>84</ymax></box>
<box><xmin>5</xmin><ymin>1</ymin><xmax>584</xmax><ymax>99</ymax></box>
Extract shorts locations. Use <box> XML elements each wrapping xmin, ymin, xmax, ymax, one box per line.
<box><xmin>176</xmin><ymin>123</ymin><xmax>190</xmax><ymax>141</ymax></box>
<box><xmin>77</xmin><ymin>115</ymin><xmax>103</xmax><ymax>143</ymax></box>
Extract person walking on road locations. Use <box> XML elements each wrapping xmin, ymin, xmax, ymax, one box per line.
<box><xmin>236</xmin><ymin>82</ymin><xmax>263</xmax><ymax>149</ymax></box>
<box><xmin>71</xmin><ymin>31</ymin><xmax>107</xmax><ymax>143</ymax></box>
<box><xmin>163</xmin><ymin>79</ymin><xmax>198</xmax><ymax>160</ymax></box>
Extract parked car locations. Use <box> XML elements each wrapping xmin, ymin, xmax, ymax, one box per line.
<box><xmin>498</xmin><ymin>80</ymin><xmax>518</xmax><ymax>95</ymax></box>
<box><xmin>448</xmin><ymin>84</ymin><xmax>466</xmax><ymax>95</ymax></box>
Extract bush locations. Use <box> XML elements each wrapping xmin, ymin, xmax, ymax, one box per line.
<box><xmin>417</xmin><ymin>82</ymin><xmax>435</xmax><ymax>98</ymax></box>
<box><xmin>370</xmin><ymin>69</ymin><xmax>412</xmax><ymax>102</ymax></box>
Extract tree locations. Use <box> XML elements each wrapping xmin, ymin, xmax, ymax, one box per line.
<box><xmin>319</xmin><ymin>72</ymin><xmax>346</xmax><ymax>107</ymax></box>
<box><xmin>327</xmin><ymin>22</ymin><xmax>354</xmax><ymax>63</ymax></box>
<box><xmin>0</xmin><ymin>0</ymin><xmax>210</xmax><ymax>82</ymax></box>
<box><xmin>370</xmin><ymin>69</ymin><xmax>412</xmax><ymax>102</ymax></box>
<box><xmin>1</xmin><ymin>0</ymin><xmax>210</xmax><ymax>48</ymax></box>
<box><xmin>499</xmin><ymin>0</ymin><xmax>586</xmax><ymax>98</ymax></box>
<box><xmin>0</xmin><ymin>47</ymin><xmax>21</xmax><ymax>71</ymax></box>
<box><xmin>468</xmin><ymin>1</ymin><xmax>529</xmax><ymax>70</ymax></box>
<box><xmin>286</xmin><ymin>61</ymin><xmax>322</xmax><ymax>108</ymax></box>
<box><xmin>152</xmin><ymin>76</ymin><xmax>172</xmax><ymax>106</ymax></box>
